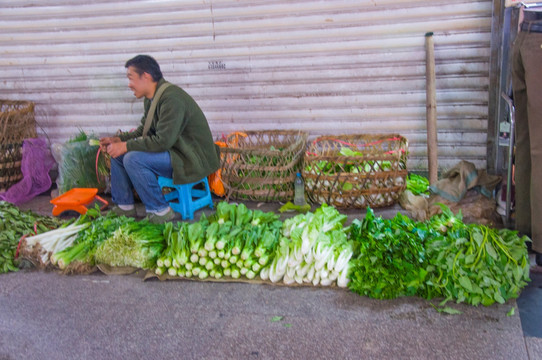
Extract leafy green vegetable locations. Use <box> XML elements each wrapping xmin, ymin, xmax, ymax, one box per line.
<box><xmin>421</xmin><ymin>206</ymin><xmax>530</xmax><ymax>306</ymax></box>
<box><xmin>339</xmin><ymin>147</ymin><xmax>364</xmax><ymax>157</ymax></box>
<box><xmin>406</xmin><ymin>173</ymin><xmax>430</xmax><ymax>195</ymax></box>
<box><xmin>67</xmin><ymin>129</ymin><xmax>90</xmax><ymax>143</ymax></box>
<box><xmin>52</xmin><ymin>209</ymin><xmax>135</xmax><ymax>270</ymax></box>
<box><xmin>347</xmin><ymin>208</ymin><xmax>429</xmax><ymax>299</ymax></box>
<box><xmin>429</xmin><ymin>303</ymin><xmax>463</xmax><ymax>315</ymax></box>
<box><xmin>56</xmin><ymin>130</ymin><xmax>109</xmax><ymax>194</ymax></box>
<box><xmin>270</xmin><ymin>203</ymin><xmax>352</xmax><ymax>286</ymax></box>
<box><xmin>0</xmin><ymin>201</ymin><xmax>64</xmax><ymax>273</ymax></box>
<box><xmin>347</xmin><ymin>203</ymin><xmax>530</xmax><ymax>307</ymax></box>
<box><xmin>94</xmin><ymin>221</ymin><xmax>165</xmax><ymax>269</ymax></box>
<box><xmin>155</xmin><ymin>202</ymin><xmax>282</xmax><ymax>280</ymax></box>
<box><xmin>279</xmin><ymin>201</ymin><xmax>311</xmax><ymax>214</ymax></box>
<box><xmin>23</xmin><ymin>222</ymin><xmax>90</xmax><ymax>266</ymax></box>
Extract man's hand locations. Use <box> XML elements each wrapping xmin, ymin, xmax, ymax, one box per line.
<box><xmin>99</xmin><ymin>136</ymin><xmax>121</xmax><ymax>148</ymax></box>
<box><xmin>106</xmin><ymin>142</ymin><xmax>128</xmax><ymax>158</ymax></box>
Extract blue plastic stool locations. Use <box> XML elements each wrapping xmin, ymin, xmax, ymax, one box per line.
<box><xmin>158</xmin><ymin>176</ymin><xmax>214</xmax><ymax>220</ymax></box>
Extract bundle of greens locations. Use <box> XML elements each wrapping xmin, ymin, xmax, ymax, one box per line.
<box><xmin>262</xmin><ymin>203</ymin><xmax>353</xmax><ymax>287</ymax></box>
<box><xmin>154</xmin><ymin>202</ymin><xmax>282</xmax><ymax>280</ymax></box>
<box><xmin>0</xmin><ymin>201</ymin><xmax>64</xmax><ymax>273</ymax></box>
<box><xmin>304</xmin><ymin>146</ymin><xmax>394</xmax><ymax>176</ymax></box>
<box><xmin>51</xmin><ymin>209</ymin><xmax>135</xmax><ymax>270</ymax></box>
<box><xmin>94</xmin><ymin>221</ymin><xmax>166</xmax><ymax>269</ymax></box>
<box><xmin>347</xmin><ymin>209</ymin><xmax>429</xmax><ymax>299</ymax></box>
<box><xmin>421</xmin><ymin>206</ymin><xmax>530</xmax><ymax>306</ymax></box>
<box><xmin>406</xmin><ymin>173</ymin><xmax>430</xmax><ymax>196</ymax></box>
<box><xmin>22</xmin><ymin>220</ymin><xmax>90</xmax><ymax>267</ymax></box>
<box><xmin>347</xmin><ymin>204</ymin><xmax>530</xmax><ymax>306</ymax></box>
<box><xmin>54</xmin><ymin>130</ymin><xmax>109</xmax><ymax>194</ymax></box>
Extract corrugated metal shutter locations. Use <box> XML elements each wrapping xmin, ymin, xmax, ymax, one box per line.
<box><xmin>0</xmin><ymin>0</ymin><xmax>492</xmax><ymax>172</ymax></box>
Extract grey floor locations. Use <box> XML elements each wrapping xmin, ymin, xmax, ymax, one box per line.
<box><xmin>0</xmin><ymin>194</ymin><xmax>540</xmax><ymax>360</ymax></box>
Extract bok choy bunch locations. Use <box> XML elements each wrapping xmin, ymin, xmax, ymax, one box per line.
<box><xmin>260</xmin><ymin>203</ymin><xmax>353</xmax><ymax>287</ymax></box>
<box><xmin>154</xmin><ymin>202</ymin><xmax>282</xmax><ymax>281</ymax></box>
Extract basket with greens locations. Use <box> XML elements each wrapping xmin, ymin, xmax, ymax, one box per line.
<box><xmin>219</xmin><ymin>130</ymin><xmax>308</xmax><ymax>202</ymax></box>
<box><xmin>303</xmin><ymin>134</ymin><xmax>408</xmax><ymax>208</ymax></box>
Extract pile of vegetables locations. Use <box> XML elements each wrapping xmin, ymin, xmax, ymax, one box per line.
<box><xmin>266</xmin><ymin>204</ymin><xmax>352</xmax><ymax>287</ymax></box>
<box><xmin>347</xmin><ymin>209</ymin><xmax>428</xmax><ymax>299</ymax></box>
<box><xmin>245</xmin><ymin>145</ymin><xmax>285</xmax><ymax>167</ymax></box>
<box><xmin>305</xmin><ymin>146</ymin><xmax>395</xmax><ymax>176</ymax></box>
<box><xmin>0</xmin><ymin>201</ymin><xmax>63</xmax><ymax>273</ymax></box>
<box><xmin>22</xmin><ymin>221</ymin><xmax>90</xmax><ymax>267</ymax></box>
<box><xmin>303</xmin><ymin>143</ymin><xmax>407</xmax><ymax>208</ymax></box>
<box><xmin>406</xmin><ymin>173</ymin><xmax>430</xmax><ymax>196</ymax></box>
<box><xmin>52</xmin><ymin>130</ymin><xmax>109</xmax><ymax>194</ymax></box>
<box><xmin>20</xmin><ymin>206</ymin><xmax>147</xmax><ymax>272</ymax></box>
<box><xmin>154</xmin><ymin>202</ymin><xmax>282</xmax><ymax>280</ymax></box>
<box><xmin>347</xmin><ymin>205</ymin><xmax>531</xmax><ymax>307</ymax></box>
<box><xmin>51</xmin><ymin>209</ymin><xmax>137</xmax><ymax>271</ymax></box>
<box><xmin>421</xmin><ymin>206</ymin><xmax>530</xmax><ymax>306</ymax></box>
<box><xmin>2</xmin><ymin>198</ymin><xmax>531</xmax><ymax>310</ymax></box>
<box><xmin>95</xmin><ymin>221</ymin><xmax>165</xmax><ymax>269</ymax></box>
<box><xmin>153</xmin><ymin>202</ymin><xmax>353</xmax><ymax>288</ymax></box>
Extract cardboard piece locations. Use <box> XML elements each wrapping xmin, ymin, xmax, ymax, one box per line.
<box><xmin>97</xmin><ymin>264</ymin><xmax>140</xmax><ymax>276</ymax></box>
<box><xmin>142</xmin><ymin>270</ymin><xmax>345</xmax><ymax>290</ymax></box>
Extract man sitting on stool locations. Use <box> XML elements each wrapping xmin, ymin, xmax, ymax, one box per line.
<box><xmin>100</xmin><ymin>55</ymin><xmax>220</xmax><ymax>224</ymax></box>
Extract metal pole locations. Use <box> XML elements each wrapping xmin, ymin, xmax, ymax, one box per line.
<box><xmin>501</xmin><ymin>92</ymin><xmax>515</xmax><ymax>227</ymax></box>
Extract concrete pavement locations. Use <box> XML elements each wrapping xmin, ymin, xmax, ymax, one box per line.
<box><xmin>0</xmin><ymin>270</ymin><xmax>536</xmax><ymax>360</ymax></box>
<box><xmin>0</xmin><ymin>194</ymin><xmax>540</xmax><ymax>359</ymax></box>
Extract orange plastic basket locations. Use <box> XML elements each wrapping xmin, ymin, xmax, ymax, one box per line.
<box><xmin>50</xmin><ymin>188</ymin><xmax>108</xmax><ymax>216</ymax></box>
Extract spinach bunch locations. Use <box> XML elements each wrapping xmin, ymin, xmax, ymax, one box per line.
<box><xmin>423</xmin><ymin>206</ymin><xmax>530</xmax><ymax>306</ymax></box>
<box><xmin>347</xmin><ymin>204</ymin><xmax>531</xmax><ymax>306</ymax></box>
<box><xmin>347</xmin><ymin>208</ymin><xmax>431</xmax><ymax>299</ymax></box>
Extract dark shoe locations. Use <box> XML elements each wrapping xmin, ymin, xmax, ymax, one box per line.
<box><xmin>110</xmin><ymin>205</ymin><xmax>137</xmax><ymax>218</ymax></box>
<box><xmin>536</xmin><ymin>252</ymin><xmax>542</xmax><ymax>267</ymax></box>
<box><xmin>146</xmin><ymin>208</ymin><xmax>175</xmax><ymax>224</ymax></box>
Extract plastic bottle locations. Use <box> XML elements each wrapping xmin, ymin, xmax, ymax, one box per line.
<box><xmin>294</xmin><ymin>172</ymin><xmax>306</xmax><ymax>206</ymax></box>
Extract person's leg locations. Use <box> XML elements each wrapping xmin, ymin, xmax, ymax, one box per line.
<box><xmin>110</xmin><ymin>154</ymin><xmax>135</xmax><ymax>206</ymax></box>
<box><xmin>122</xmin><ymin>151</ymin><xmax>173</xmax><ymax>212</ymax></box>
<box><xmin>521</xmin><ymin>31</ymin><xmax>542</xmax><ymax>255</ymax></box>
<box><xmin>512</xmin><ymin>32</ymin><xmax>531</xmax><ymax>237</ymax></box>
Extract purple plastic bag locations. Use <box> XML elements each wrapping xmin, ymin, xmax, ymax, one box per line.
<box><xmin>0</xmin><ymin>137</ymin><xmax>55</xmax><ymax>205</ymax></box>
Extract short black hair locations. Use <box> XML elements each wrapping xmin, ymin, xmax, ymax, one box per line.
<box><xmin>125</xmin><ymin>55</ymin><xmax>163</xmax><ymax>82</ymax></box>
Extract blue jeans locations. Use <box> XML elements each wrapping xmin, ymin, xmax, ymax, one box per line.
<box><xmin>110</xmin><ymin>151</ymin><xmax>173</xmax><ymax>212</ymax></box>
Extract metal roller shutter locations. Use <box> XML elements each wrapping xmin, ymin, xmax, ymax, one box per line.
<box><xmin>0</xmin><ymin>0</ymin><xmax>493</xmax><ymax>171</ymax></box>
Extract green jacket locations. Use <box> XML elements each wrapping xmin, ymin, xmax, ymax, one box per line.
<box><xmin>119</xmin><ymin>78</ymin><xmax>221</xmax><ymax>184</ymax></box>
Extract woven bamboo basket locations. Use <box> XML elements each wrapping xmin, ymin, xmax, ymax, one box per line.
<box><xmin>303</xmin><ymin>134</ymin><xmax>408</xmax><ymax>208</ymax></box>
<box><xmin>219</xmin><ymin>130</ymin><xmax>308</xmax><ymax>202</ymax></box>
<box><xmin>0</xmin><ymin>100</ymin><xmax>36</xmax><ymax>192</ymax></box>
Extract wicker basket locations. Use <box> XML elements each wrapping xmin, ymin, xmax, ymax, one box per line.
<box><xmin>0</xmin><ymin>100</ymin><xmax>36</xmax><ymax>192</ymax></box>
<box><xmin>303</xmin><ymin>134</ymin><xmax>408</xmax><ymax>208</ymax></box>
<box><xmin>219</xmin><ymin>130</ymin><xmax>308</xmax><ymax>202</ymax></box>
